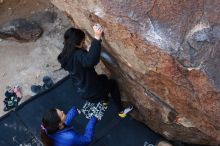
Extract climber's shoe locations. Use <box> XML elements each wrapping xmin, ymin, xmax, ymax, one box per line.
<box><xmin>118</xmin><ymin>106</ymin><xmax>134</xmax><ymax>118</ymax></box>
<box><xmin>31</xmin><ymin>85</ymin><xmax>42</xmax><ymax>94</ymax></box>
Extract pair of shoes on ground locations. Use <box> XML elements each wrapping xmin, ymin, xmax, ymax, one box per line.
<box><xmin>31</xmin><ymin>76</ymin><xmax>54</xmax><ymax>94</ymax></box>
<box><xmin>4</xmin><ymin>85</ymin><xmax>22</xmax><ymax>111</ymax></box>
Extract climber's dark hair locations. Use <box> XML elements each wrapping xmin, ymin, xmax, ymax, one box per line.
<box><xmin>57</xmin><ymin>27</ymin><xmax>85</xmax><ymax>69</ymax></box>
<box><xmin>40</xmin><ymin>108</ymin><xmax>62</xmax><ymax>146</ymax></box>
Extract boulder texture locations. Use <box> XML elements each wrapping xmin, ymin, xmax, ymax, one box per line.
<box><xmin>50</xmin><ymin>0</ymin><xmax>220</xmax><ymax>145</ymax></box>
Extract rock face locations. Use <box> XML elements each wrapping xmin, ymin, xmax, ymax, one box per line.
<box><xmin>50</xmin><ymin>0</ymin><xmax>220</xmax><ymax>145</ymax></box>
<box><xmin>0</xmin><ymin>18</ymin><xmax>43</xmax><ymax>42</ymax></box>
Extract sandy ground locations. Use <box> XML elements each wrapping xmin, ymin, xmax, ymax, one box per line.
<box><xmin>0</xmin><ymin>0</ymin><xmax>71</xmax><ymax>116</ymax></box>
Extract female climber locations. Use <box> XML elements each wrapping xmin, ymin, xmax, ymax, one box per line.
<box><xmin>57</xmin><ymin>24</ymin><xmax>133</xmax><ymax>118</ymax></box>
<box><xmin>40</xmin><ymin>107</ymin><xmax>97</xmax><ymax>146</ymax></box>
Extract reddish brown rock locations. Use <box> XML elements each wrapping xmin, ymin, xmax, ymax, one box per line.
<box><xmin>50</xmin><ymin>0</ymin><xmax>220</xmax><ymax>145</ymax></box>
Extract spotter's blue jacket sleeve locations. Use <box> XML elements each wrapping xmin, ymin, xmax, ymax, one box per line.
<box><xmin>64</xmin><ymin>106</ymin><xmax>78</xmax><ymax>126</ymax></box>
<box><xmin>72</xmin><ymin>116</ymin><xmax>97</xmax><ymax>145</ymax></box>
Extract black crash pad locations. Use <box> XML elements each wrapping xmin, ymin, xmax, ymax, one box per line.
<box><xmin>0</xmin><ymin>76</ymin><xmax>199</xmax><ymax>146</ymax></box>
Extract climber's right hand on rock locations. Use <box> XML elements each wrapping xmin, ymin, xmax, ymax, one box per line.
<box><xmin>93</xmin><ymin>23</ymin><xmax>104</xmax><ymax>40</ymax></box>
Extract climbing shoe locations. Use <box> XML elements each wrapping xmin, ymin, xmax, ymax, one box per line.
<box><xmin>42</xmin><ymin>76</ymin><xmax>54</xmax><ymax>89</ymax></box>
<box><xmin>31</xmin><ymin>76</ymin><xmax>54</xmax><ymax>94</ymax></box>
<box><xmin>118</xmin><ymin>106</ymin><xmax>134</xmax><ymax>118</ymax></box>
<box><xmin>31</xmin><ymin>85</ymin><xmax>43</xmax><ymax>94</ymax></box>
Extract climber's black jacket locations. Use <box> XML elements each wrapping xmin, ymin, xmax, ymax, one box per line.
<box><xmin>58</xmin><ymin>39</ymin><xmax>108</xmax><ymax>99</ymax></box>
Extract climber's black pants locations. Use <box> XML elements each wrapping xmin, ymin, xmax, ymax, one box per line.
<box><xmin>87</xmin><ymin>76</ymin><xmax>124</xmax><ymax>112</ymax></box>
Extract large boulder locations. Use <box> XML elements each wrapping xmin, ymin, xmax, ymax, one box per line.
<box><xmin>50</xmin><ymin>0</ymin><xmax>220</xmax><ymax>145</ymax></box>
